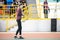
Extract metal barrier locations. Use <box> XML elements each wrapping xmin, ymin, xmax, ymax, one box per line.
<box><xmin>0</xmin><ymin>5</ymin><xmax>30</xmax><ymax>20</ymax></box>
<box><xmin>0</xmin><ymin>4</ymin><xmax>60</xmax><ymax>20</ymax></box>
<box><xmin>0</xmin><ymin>5</ymin><xmax>17</xmax><ymax>19</ymax></box>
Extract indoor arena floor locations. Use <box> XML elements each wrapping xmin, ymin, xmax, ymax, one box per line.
<box><xmin>0</xmin><ymin>32</ymin><xmax>60</xmax><ymax>40</ymax></box>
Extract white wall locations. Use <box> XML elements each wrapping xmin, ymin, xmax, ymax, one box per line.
<box><xmin>57</xmin><ymin>20</ymin><xmax>60</xmax><ymax>32</ymax></box>
<box><xmin>0</xmin><ymin>20</ymin><xmax>6</xmax><ymax>32</ymax></box>
<box><xmin>0</xmin><ymin>20</ymin><xmax>60</xmax><ymax>32</ymax></box>
<box><xmin>37</xmin><ymin>20</ymin><xmax>51</xmax><ymax>32</ymax></box>
<box><xmin>8</xmin><ymin>20</ymin><xmax>51</xmax><ymax>32</ymax></box>
<box><xmin>22</xmin><ymin>20</ymin><xmax>51</xmax><ymax>32</ymax></box>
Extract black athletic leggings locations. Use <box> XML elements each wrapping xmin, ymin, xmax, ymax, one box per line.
<box><xmin>44</xmin><ymin>9</ymin><xmax>48</xmax><ymax>18</ymax></box>
<box><xmin>16</xmin><ymin>19</ymin><xmax>22</xmax><ymax>35</ymax></box>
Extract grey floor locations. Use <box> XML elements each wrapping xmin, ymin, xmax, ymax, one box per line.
<box><xmin>0</xmin><ymin>38</ymin><xmax>60</xmax><ymax>40</ymax></box>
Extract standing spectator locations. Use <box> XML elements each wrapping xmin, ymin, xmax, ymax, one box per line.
<box><xmin>43</xmin><ymin>0</ymin><xmax>50</xmax><ymax>18</ymax></box>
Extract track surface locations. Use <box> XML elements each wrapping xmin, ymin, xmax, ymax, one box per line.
<box><xmin>0</xmin><ymin>32</ymin><xmax>60</xmax><ymax>40</ymax></box>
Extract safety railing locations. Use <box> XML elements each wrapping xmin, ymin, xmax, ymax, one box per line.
<box><xmin>0</xmin><ymin>5</ymin><xmax>17</xmax><ymax>20</ymax></box>
<box><xmin>1</xmin><ymin>4</ymin><xmax>60</xmax><ymax>20</ymax></box>
<box><xmin>0</xmin><ymin>5</ymin><xmax>30</xmax><ymax>20</ymax></box>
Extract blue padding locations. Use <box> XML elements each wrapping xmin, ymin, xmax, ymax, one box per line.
<box><xmin>6</xmin><ymin>0</ymin><xmax>13</xmax><ymax>2</ymax></box>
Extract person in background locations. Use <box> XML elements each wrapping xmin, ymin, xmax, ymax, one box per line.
<box><xmin>43</xmin><ymin>0</ymin><xmax>50</xmax><ymax>18</ymax></box>
<box><xmin>14</xmin><ymin>4</ymin><xmax>24</xmax><ymax>39</ymax></box>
